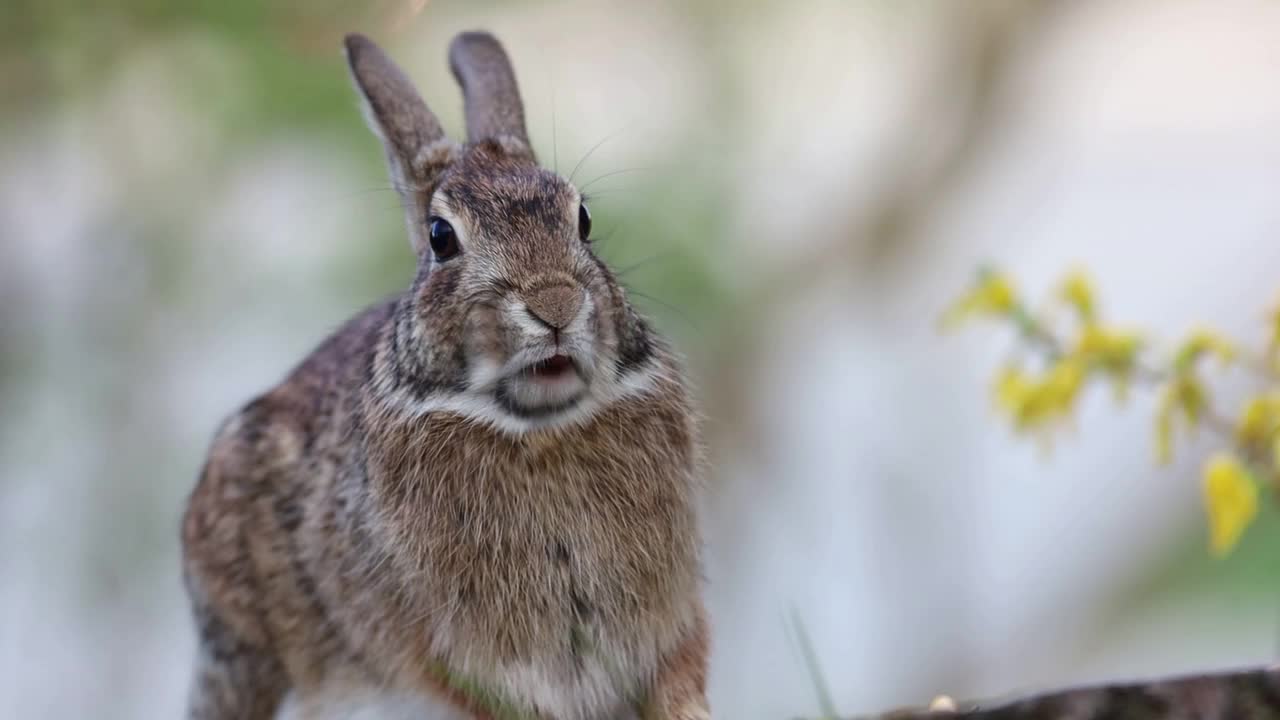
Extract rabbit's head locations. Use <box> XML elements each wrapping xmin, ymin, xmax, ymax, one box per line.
<box><xmin>346</xmin><ymin>33</ymin><xmax>661</xmax><ymax>433</ymax></box>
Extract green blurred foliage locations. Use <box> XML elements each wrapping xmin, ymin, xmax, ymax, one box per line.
<box><xmin>0</xmin><ymin>0</ymin><xmax>731</xmax><ymax>328</ymax></box>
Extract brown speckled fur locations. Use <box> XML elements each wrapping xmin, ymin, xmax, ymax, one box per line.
<box><xmin>182</xmin><ymin>32</ymin><xmax>708</xmax><ymax>720</ymax></box>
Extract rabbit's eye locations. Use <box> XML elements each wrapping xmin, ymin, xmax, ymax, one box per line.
<box><xmin>428</xmin><ymin>217</ymin><xmax>459</xmax><ymax>260</ymax></box>
<box><xmin>578</xmin><ymin>203</ymin><xmax>592</xmax><ymax>242</ymax></box>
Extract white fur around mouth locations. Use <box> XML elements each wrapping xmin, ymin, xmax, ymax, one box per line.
<box><xmin>496</xmin><ymin>354</ymin><xmax>589</xmax><ymax>418</ymax></box>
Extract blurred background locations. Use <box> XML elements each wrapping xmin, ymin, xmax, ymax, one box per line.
<box><xmin>5</xmin><ymin>1</ymin><xmax>1280</xmax><ymax>717</ymax></box>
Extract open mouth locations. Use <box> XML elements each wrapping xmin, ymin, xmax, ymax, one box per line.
<box><xmin>495</xmin><ymin>353</ymin><xmax>588</xmax><ymax>420</ymax></box>
<box><xmin>524</xmin><ymin>353</ymin><xmax>578</xmax><ymax>381</ymax></box>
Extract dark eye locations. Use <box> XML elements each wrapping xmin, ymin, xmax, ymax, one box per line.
<box><xmin>578</xmin><ymin>203</ymin><xmax>592</xmax><ymax>242</ymax></box>
<box><xmin>427</xmin><ymin>216</ymin><xmax>459</xmax><ymax>260</ymax></box>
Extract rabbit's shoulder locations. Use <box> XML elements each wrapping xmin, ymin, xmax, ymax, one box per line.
<box><xmin>182</xmin><ymin>299</ymin><xmax>400</xmax><ymax>657</ymax></box>
<box><xmin>182</xmin><ymin>298</ymin><xmax>397</xmax><ymax>573</ymax></box>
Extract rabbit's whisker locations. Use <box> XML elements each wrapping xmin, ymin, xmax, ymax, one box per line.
<box><xmin>623</xmin><ymin>285</ymin><xmax>699</xmax><ymax>331</ymax></box>
<box><xmin>578</xmin><ymin>166</ymin><xmax>655</xmax><ymax>194</ymax></box>
<box><xmin>613</xmin><ymin>253</ymin><xmax>668</xmax><ymax>279</ymax></box>
<box><xmin>568</xmin><ymin>127</ymin><xmax>629</xmax><ymax>185</ymax></box>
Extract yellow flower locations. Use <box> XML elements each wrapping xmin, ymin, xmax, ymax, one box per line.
<box><xmin>1154</xmin><ymin>406</ymin><xmax>1174</xmax><ymax>464</ymax></box>
<box><xmin>992</xmin><ymin>359</ymin><xmax>1084</xmax><ymax>433</ymax></box>
<box><xmin>1202</xmin><ymin>453</ymin><xmax>1258</xmax><ymax>556</ymax></box>
<box><xmin>1236</xmin><ymin>393</ymin><xmax>1280</xmax><ymax>446</ymax></box>
<box><xmin>1237</xmin><ymin>396</ymin><xmax>1269</xmax><ymax>443</ymax></box>
<box><xmin>1173</xmin><ymin>376</ymin><xmax>1206</xmax><ymax>425</ymax></box>
<box><xmin>1154</xmin><ymin>376</ymin><xmax>1207</xmax><ymax>463</ymax></box>
<box><xmin>1075</xmin><ymin>324</ymin><xmax>1141</xmax><ymax>400</ymax></box>
<box><xmin>1267</xmin><ymin>301</ymin><xmax>1280</xmax><ymax>373</ymax></box>
<box><xmin>942</xmin><ymin>271</ymin><xmax>1018</xmax><ymax>328</ymax></box>
<box><xmin>1076</xmin><ymin>324</ymin><xmax>1141</xmax><ymax>362</ymax></box>
<box><xmin>993</xmin><ymin>365</ymin><xmax>1048</xmax><ymax>431</ymax></box>
<box><xmin>994</xmin><ymin>366</ymin><xmax>1032</xmax><ymax>414</ymax></box>
<box><xmin>1175</xmin><ymin>328</ymin><xmax>1236</xmax><ymax>371</ymax></box>
<box><xmin>1043</xmin><ymin>358</ymin><xmax>1085</xmax><ymax>414</ymax></box>
<box><xmin>1058</xmin><ymin>269</ymin><xmax>1096</xmax><ymax>323</ymax></box>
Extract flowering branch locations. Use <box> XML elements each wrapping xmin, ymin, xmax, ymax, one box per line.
<box><xmin>944</xmin><ymin>267</ymin><xmax>1280</xmax><ymax>556</ymax></box>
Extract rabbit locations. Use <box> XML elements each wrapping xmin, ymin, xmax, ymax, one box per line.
<box><xmin>180</xmin><ymin>30</ymin><xmax>709</xmax><ymax>720</ymax></box>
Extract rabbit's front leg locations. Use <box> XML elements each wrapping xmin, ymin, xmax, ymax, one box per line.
<box><xmin>641</xmin><ymin>606</ymin><xmax>711</xmax><ymax>720</ymax></box>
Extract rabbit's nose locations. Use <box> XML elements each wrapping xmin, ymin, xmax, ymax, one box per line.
<box><xmin>524</xmin><ymin>285</ymin><xmax>585</xmax><ymax>331</ymax></box>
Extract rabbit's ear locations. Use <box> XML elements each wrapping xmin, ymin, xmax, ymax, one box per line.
<box><xmin>448</xmin><ymin>32</ymin><xmax>533</xmax><ymax>160</ymax></box>
<box><xmin>345</xmin><ymin>34</ymin><xmax>455</xmax><ymax>255</ymax></box>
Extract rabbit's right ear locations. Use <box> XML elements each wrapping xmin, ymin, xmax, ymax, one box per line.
<box><xmin>345</xmin><ymin>34</ymin><xmax>456</xmax><ymax>256</ymax></box>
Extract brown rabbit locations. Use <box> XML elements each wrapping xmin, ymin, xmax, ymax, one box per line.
<box><xmin>180</xmin><ymin>31</ymin><xmax>709</xmax><ymax>720</ymax></box>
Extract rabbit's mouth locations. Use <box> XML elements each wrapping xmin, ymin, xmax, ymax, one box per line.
<box><xmin>526</xmin><ymin>353</ymin><xmax>576</xmax><ymax>380</ymax></box>
<box><xmin>494</xmin><ymin>353</ymin><xmax>589</xmax><ymax>419</ymax></box>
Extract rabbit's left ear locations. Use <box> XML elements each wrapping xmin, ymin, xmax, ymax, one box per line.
<box><xmin>345</xmin><ymin>33</ymin><xmax>455</xmax><ymax>255</ymax></box>
<box><xmin>449</xmin><ymin>32</ymin><xmax>534</xmax><ymax>161</ymax></box>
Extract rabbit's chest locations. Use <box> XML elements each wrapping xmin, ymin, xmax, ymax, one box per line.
<box><xmin>431</xmin><ymin>509</ymin><xmax>689</xmax><ymax>717</ymax></box>
<box><xmin>366</xmin><ymin>405</ymin><xmax>700</xmax><ymax>715</ymax></box>
<box><xmin>428</xmin><ymin>454</ymin><xmax>696</xmax><ymax>648</ymax></box>
<box><xmin>404</xmin><ymin>448</ymin><xmax>698</xmax><ymax>715</ymax></box>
